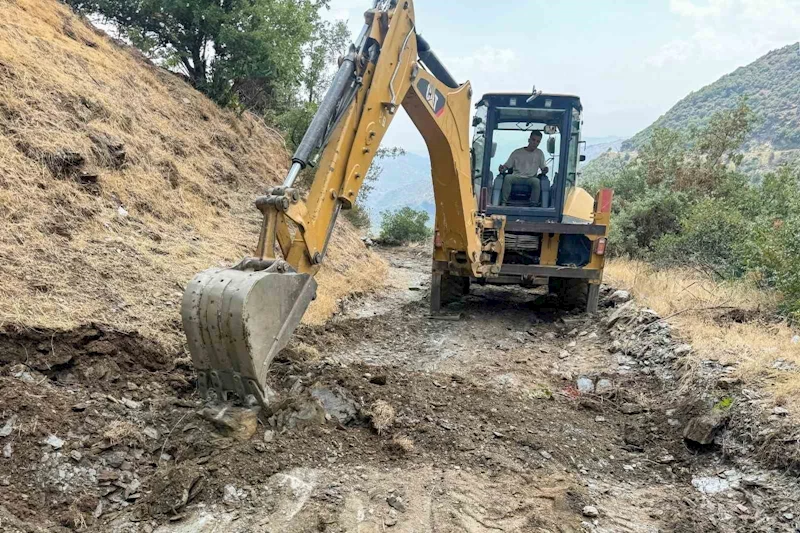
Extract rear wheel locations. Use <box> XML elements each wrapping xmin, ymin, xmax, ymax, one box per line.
<box><xmin>431</xmin><ymin>272</ymin><xmax>470</xmax><ymax>312</ymax></box>
<box><xmin>548</xmin><ymin>277</ymin><xmax>589</xmax><ymax>310</ymax></box>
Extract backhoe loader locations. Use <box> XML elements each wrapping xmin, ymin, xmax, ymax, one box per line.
<box><xmin>181</xmin><ymin>0</ymin><xmax>613</xmax><ymax>407</ymax></box>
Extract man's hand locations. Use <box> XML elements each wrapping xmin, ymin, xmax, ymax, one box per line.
<box><xmin>499</xmin><ymin>164</ymin><xmax>508</xmax><ymax>173</ymax></box>
<box><xmin>541</xmin><ymin>166</ymin><xmax>549</xmax><ymax>175</ymax></box>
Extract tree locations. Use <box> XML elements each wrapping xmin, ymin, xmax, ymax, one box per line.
<box><xmin>379</xmin><ymin>207</ymin><xmax>431</xmax><ymax>245</ymax></box>
<box><xmin>300</xmin><ymin>19</ymin><xmax>350</xmax><ymax>104</ymax></box>
<box><xmin>69</xmin><ymin>0</ymin><xmax>325</xmax><ymax>111</ymax></box>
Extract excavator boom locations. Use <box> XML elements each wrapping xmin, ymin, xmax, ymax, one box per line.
<box><xmin>181</xmin><ymin>0</ymin><xmax>504</xmax><ymax>407</ymax></box>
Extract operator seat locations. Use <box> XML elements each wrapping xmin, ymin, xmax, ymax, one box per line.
<box><xmin>506</xmin><ymin>181</ymin><xmax>539</xmax><ymax>207</ymax></box>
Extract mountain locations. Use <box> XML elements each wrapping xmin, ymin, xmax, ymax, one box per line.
<box><xmin>363</xmin><ymin>152</ymin><xmax>435</xmax><ymax>227</ymax></box>
<box><xmin>583</xmin><ymin>136</ymin><xmax>625</xmax><ymax>163</ymax></box>
<box><xmin>624</xmin><ymin>43</ymin><xmax>800</xmax><ymax>152</ymax></box>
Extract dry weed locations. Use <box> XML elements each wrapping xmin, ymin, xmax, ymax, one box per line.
<box><xmin>368</xmin><ymin>400</ymin><xmax>395</xmax><ymax>435</ymax></box>
<box><xmin>102</xmin><ymin>420</ymin><xmax>142</xmax><ymax>446</ymax></box>
<box><xmin>606</xmin><ymin>258</ymin><xmax>800</xmax><ymax>418</ymax></box>
<box><xmin>390</xmin><ymin>434</ymin><xmax>415</xmax><ymax>454</ymax></box>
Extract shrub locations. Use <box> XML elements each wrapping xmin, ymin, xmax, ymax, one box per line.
<box><xmin>651</xmin><ymin>198</ymin><xmax>751</xmax><ymax>277</ymax></box>
<box><xmin>378</xmin><ymin>207</ymin><xmax>431</xmax><ymax>245</ymax></box>
<box><xmin>608</xmin><ymin>189</ymin><xmax>687</xmax><ymax>258</ymax></box>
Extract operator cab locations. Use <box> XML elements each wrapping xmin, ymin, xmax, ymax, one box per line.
<box><xmin>471</xmin><ymin>93</ymin><xmax>583</xmax><ymax>223</ymax></box>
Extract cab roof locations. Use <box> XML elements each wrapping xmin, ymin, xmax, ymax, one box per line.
<box><xmin>479</xmin><ymin>92</ymin><xmax>582</xmax><ymax>111</ymax></box>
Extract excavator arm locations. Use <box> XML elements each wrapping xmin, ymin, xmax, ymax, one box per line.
<box><xmin>181</xmin><ymin>0</ymin><xmax>504</xmax><ymax>407</ymax></box>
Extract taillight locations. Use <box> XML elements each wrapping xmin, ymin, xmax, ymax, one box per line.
<box><xmin>595</xmin><ymin>238</ymin><xmax>607</xmax><ymax>256</ymax></box>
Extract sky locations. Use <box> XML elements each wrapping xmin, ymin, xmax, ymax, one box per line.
<box><xmin>324</xmin><ymin>0</ymin><xmax>800</xmax><ymax>154</ymax></box>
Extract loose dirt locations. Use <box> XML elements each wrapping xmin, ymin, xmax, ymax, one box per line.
<box><xmin>0</xmin><ymin>247</ymin><xmax>798</xmax><ymax>532</ymax></box>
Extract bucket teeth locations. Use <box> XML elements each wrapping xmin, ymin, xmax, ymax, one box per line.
<box><xmin>181</xmin><ymin>267</ymin><xmax>317</xmax><ymax>407</ymax></box>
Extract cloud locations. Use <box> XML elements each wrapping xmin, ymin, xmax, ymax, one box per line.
<box><xmin>444</xmin><ymin>46</ymin><xmax>518</xmax><ymax>77</ymax></box>
<box><xmin>649</xmin><ymin>0</ymin><xmax>800</xmax><ymax>66</ymax></box>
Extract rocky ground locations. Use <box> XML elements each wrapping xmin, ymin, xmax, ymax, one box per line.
<box><xmin>0</xmin><ymin>247</ymin><xmax>798</xmax><ymax>532</ymax></box>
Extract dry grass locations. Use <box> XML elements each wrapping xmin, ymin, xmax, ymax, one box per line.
<box><xmin>390</xmin><ymin>434</ymin><xmax>415</xmax><ymax>454</ymax></box>
<box><xmin>368</xmin><ymin>400</ymin><xmax>395</xmax><ymax>435</ymax></box>
<box><xmin>606</xmin><ymin>258</ymin><xmax>800</xmax><ymax>416</ymax></box>
<box><xmin>102</xmin><ymin>419</ymin><xmax>142</xmax><ymax>446</ymax></box>
<box><xmin>0</xmin><ymin>0</ymin><xmax>386</xmax><ymax>350</ymax></box>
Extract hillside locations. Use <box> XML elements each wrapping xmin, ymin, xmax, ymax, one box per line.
<box><xmin>624</xmin><ymin>42</ymin><xmax>800</xmax><ymax>152</ymax></box>
<box><xmin>0</xmin><ymin>0</ymin><xmax>385</xmax><ymax>351</ymax></box>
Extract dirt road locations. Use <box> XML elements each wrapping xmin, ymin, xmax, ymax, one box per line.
<box><xmin>1</xmin><ymin>247</ymin><xmax>798</xmax><ymax>532</ymax></box>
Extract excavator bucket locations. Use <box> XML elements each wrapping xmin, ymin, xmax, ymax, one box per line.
<box><xmin>181</xmin><ymin>265</ymin><xmax>317</xmax><ymax>407</ymax></box>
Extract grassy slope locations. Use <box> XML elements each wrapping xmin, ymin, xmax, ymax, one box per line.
<box><xmin>606</xmin><ymin>259</ymin><xmax>800</xmax><ymax>418</ymax></box>
<box><xmin>0</xmin><ymin>0</ymin><xmax>386</xmax><ymax>350</ymax></box>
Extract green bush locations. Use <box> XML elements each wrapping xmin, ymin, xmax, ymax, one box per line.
<box><xmin>378</xmin><ymin>207</ymin><xmax>431</xmax><ymax>245</ymax></box>
<box><xmin>608</xmin><ymin>189</ymin><xmax>687</xmax><ymax>258</ymax></box>
<box><xmin>586</xmin><ymin>99</ymin><xmax>800</xmax><ymax>321</ymax></box>
<box><xmin>651</xmin><ymin>198</ymin><xmax>751</xmax><ymax>277</ymax></box>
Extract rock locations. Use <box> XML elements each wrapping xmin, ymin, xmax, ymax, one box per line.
<box><xmin>582</xmin><ymin>505</ymin><xmax>600</xmax><ymax>518</ymax></box>
<box><xmin>683</xmin><ymin>412</ymin><xmax>726</xmax><ymax>445</ymax></box>
<box><xmin>691</xmin><ymin>476</ymin><xmax>731</xmax><ymax>495</ymax></box>
<box><xmin>117</xmin><ymin>206</ymin><xmax>129</xmax><ymax>218</ymax></box>
<box><xmin>718</xmin><ymin>377</ymin><xmax>742</xmax><ymax>389</ymax></box>
<box><xmin>72</xmin><ymin>403</ymin><xmax>89</xmax><ymax>412</ymax></box>
<box><xmin>263</xmin><ymin>430</ymin><xmax>275</xmax><ymax>443</ymax></box>
<box><xmin>576</xmin><ymin>377</ymin><xmax>595</xmax><ymax>394</ymax></box>
<box><xmin>385</xmin><ymin>516</ymin><xmax>398</xmax><ymax>527</ymax></box>
<box><xmin>44</xmin><ymin>434</ymin><xmax>65</xmax><ymax>449</ymax></box>
<box><xmin>539</xmin><ymin>450</ymin><xmax>553</xmax><ymax>460</ymax></box>
<box><xmin>595</xmin><ymin>379</ymin><xmax>614</xmax><ymax>396</ymax></box>
<box><xmin>545</xmin><ymin>332</ymin><xmax>557</xmax><ymax>340</ymax></box>
<box><xmin>595</xmin><ymin>416</ymin><xmax>606</xmax><ymax>423</ymax></box>
<box><xmin>387</xmin><ymin>495</ymin><xmax>406</xmax><ymax>513</ymax></box>
<box><xmin>0</xmin><ymin>415</ymin><xmax>17</xmax><ymax>438</ymax></box>
<box><xmin>223</xmin><ymin>484</ymin><xmax>239</xmax><ymax>505</ymax></box>
<box><xmin>558</xmin><ymin>350</ymin><xmax>570</xmax><ymax>360</ymax></box>
<box><xmin>70</xmin><ymin>450</ymin><xmax>83</xmax><ymax>462</ymax></box>
<box><xmin>310</xmin><ymin>385</ymin><xmax>359</xmax><ymax>425</ymax></box>
<box><xmin>606</xmin><ymin>301</ymin><xmax>635</xmax><ymax>328</ymax></box>
<box><xmin>567</xmin><ymin>341</ymin><xmax>577</xmax><ymax>348</ymax></box>
<box><xmin>2</xmin><ymin>442</ymin><xmax>12</xmax><ymax>458</ymax></box>
<box><xmin>587</xmin><ymin>332</ymin><xmax>598</xmax><ymax>340</ymax></box>
<box><xmin>609</xmin><ymin>290</ymin><xmax>632</xmax><ymax>304</ymax></box>
<box><xmin>659</xmin><ymin>455</ymin><xmax>675</xmax><ymax>464</ymax></box>
<box><xmin>783</xmin><ymin>513</ymin><xmax>794</xmax><ymax>521</ymax></box>
<box><xmin>200</xmin><ymin>406</ymin><xmax>259</xmax><ymax>441</ymax></box>
<box><xmin>121</xmin><ymin>397</ymin><xmax>142</xmax><ymax>410</ymax></box>
<box><xmin>674</xmin><ymin>344</ymin><xmax>692</xmax><ymax>357</ymax></box>
<box><xmin>792</xmin><ymin>336</ymin><xmax>800</xmax><ymax>345</ymax></box>
<box><xmin>143</xmin><ymin>426</ymin><xmax>159</xmax><ymax>440</ymax></box>
<box><xmin>772</xmin><ymin>406</ymin><xmax>789</xmax><ymax>417</ymax></box>
<box><xmin>106</xmin><ymin>451</ymin><xmax>126</xmax><ymax>468</ymax></box>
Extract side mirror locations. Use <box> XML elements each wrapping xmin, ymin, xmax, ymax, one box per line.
<box><xmin>579</xmin><ymin>155</ymin><xmax>586</xmax><ymax>162</ymax></box>
<box><xmin>547</xmin><ymin>137</ymin><xmax>556</xmax><ymax>155</ymax></box>
<box><xmin>472</xmin><ymin>116</ymin><xmax>483</xmax><ymax>127</ymax></box>
<box><xmin>491</xmin><ymin>142</ymin><xmax>497</xmax><ymax>158</ymax></box>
